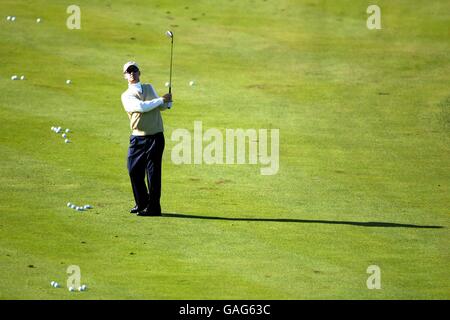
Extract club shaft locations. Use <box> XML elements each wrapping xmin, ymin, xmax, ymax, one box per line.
<box><xmin>169</xmin><ymin>38</ymin><xmax>173</xmax><ymax>94</ymax></box>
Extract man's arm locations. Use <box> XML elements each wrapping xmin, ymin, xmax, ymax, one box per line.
<box><xmin>149</xmin><ymin>85</ymin><xmax>173</xmax><ymax>111</ymax></box>
<box><xmin>121</xmin><ymin>93</ymin><xmax>164</xmax><ymax>113</ymax></box>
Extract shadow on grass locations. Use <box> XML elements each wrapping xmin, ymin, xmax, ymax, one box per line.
<box><xmin>162</xmin><ymin>213</ymin><xmax>444</xmax><ymax>229</ymax></box>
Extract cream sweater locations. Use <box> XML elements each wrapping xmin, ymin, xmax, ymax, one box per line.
<box><xmin>121</xmin><ymin>83</ymin><xmax>171</xmax><ymax>136</ymax></box>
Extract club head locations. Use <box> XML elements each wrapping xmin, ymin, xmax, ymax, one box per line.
<box><xmin>166</xmin><ymin>30</ymin><xmax>173</xmax><ymax>39</ymax></box>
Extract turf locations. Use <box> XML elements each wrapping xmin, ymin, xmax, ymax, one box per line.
<box><xmin>0</xmin><ymin>0</ymin><xmax>449</xmax><ymax>299</ymax></box>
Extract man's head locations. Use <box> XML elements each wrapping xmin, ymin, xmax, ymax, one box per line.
<box><xmin>123</xmin><ymin>61</ymin><xmax>140</xmax><ymax>84</ymax></box>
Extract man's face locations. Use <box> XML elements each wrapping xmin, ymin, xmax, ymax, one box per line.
<box><xmin>125</xmin><ymin>65</ymin><xmax>140</xmax><ymax>84</ymax></box>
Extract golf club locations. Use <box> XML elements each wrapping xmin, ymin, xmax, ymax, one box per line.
<box><xmin>166</xmin><ymin>30</ymin><xmax>174</xmax><ymax>95</ymax></box>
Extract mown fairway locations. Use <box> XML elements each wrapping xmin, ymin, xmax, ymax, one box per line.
<box><xmin>0</xmin><ymin>0</ymin><xmax>449</xmax><ymax>299</ymax></box>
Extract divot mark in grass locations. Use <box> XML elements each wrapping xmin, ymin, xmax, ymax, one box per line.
<box><xmin>215</xmin><ymin>179</ymin><xmax>232</xmax><ymax>184</ymax></box>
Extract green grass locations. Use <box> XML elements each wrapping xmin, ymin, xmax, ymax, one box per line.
<box><xmin>0</xmin><ymin>0</ymin><xmax>449</xmax><ymax>299</ymax></box>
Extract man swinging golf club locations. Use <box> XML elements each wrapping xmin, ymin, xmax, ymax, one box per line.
<box><xmin>121</xmin><ymin>61</ymin><xmax>172</xmax><ymax>216</ymax></box>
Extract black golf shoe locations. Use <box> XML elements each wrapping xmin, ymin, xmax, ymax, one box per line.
<box><xmin>136</xmin><ymin>207</ymin><xmax>162</xmax><ymax>217</ymax></box>
<box><xmin>130</xmin><ymin>206</ymin><xmax>142</xmax><ymax>214</ymax></box>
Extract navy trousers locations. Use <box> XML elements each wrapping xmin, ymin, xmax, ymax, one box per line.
<box><xmin>127</xmin><ymin>133</ymin><xmax>165</xmax><ymax>213</ymax></box>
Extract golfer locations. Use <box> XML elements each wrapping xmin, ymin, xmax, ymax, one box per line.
<box><xmin>121</xmin><ymin>61</ymin><xmax>172</xmax><ymax>216</ymax></box>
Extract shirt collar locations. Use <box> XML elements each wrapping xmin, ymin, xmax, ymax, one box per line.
<box><xmin>129</xmin><ymin>82</ymin><xmax>142</xmax><ymax>93</ymax></box>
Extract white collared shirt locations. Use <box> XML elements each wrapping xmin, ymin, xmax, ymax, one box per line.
<box><xmin>129</xmin><ymin>82</ymin><xmax>143</xmax><ymax>94</ymax></box>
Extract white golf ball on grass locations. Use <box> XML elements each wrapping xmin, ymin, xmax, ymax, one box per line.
<box><xmin>65</xmin><ymin>128</ymin><xmax>70</xmax><ymax>133</ymax></box>
<box><xmin>64</xmin><ymin>139</ymin><xmax>70</xmax><ymax>143</ymax></box>
<box><xmin>11</xmin><ymin>75</ymin><xmax>18</xmax><ymax>80</ymax></box>
<box><xmin>11</xmin><ymin>16</ymin><xmax>16</xmax><ymax>22</ymax></box>
<box><xmin>20</xmin><ymin>75</ymin><xmax>25</xmax><ymax>80</ymax></box>
<box><xmin>62</xmin><ymin>133</ymin><xmax>67</xmax><ymax>138</ymax></box>
<box><xmin>189</xmin><ymin>80</ymin><xmax>195</xmax><ymax>86</ymax></box>
<box><xmin>66</xmin><ymin>79</ymin><xmax>72</xmax><ymax>85</ymax></box>
<box><xmin>36</xmin><ymin>18</ymin><xmax>41</xmax><ymax>23</ymax></box>
<box><xmin>68</xmin><ymin>286</ymin><xmax>75</xmax><ymax>292</ymax></box>
<box><xmin>6</xmin><ymin>16</ymin><xmax>11</xmax><ymax>21</ymax></box>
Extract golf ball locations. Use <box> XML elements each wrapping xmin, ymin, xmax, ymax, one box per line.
<box><xmin>62</xmin><ymin>133</ymin><xmax>67</xmax><ymax>138</ymax></box>
<box><xmin>36</xmin><ymin>18</ymin><xmax>41</xmax><ymax>23</ymax></box>
<box><xmin>11</xmin><ymin>75</ymin><xmax>18</xmax><ymax>80</ymax></box>
<box><xmin>6</xmin><ymin>16</ymin><xmax>11</xmax><ymax>21</ymax></box>
<box><xmin>51</xmin><ymin>281</ymin><xmax>55</xmax><ymax>286</ymax></box>
<box><xmin>11</xmin><ymin>16</ymin><xmax>16</xmax><ymax>21</ymax></box>
<box><xmin>53</xmin><ymin>282</ymin><xmax>60</xmax><ymax>288</ymax></box>
<box><xmin>189</xmin><ymin>80</ymin><xmax>195</xmax><ymax>86</ymax></box>
<box><xmin>70</xmin><ymin>204</ymin><xmax>76</xmax><ymax>209</ymax></box>
<box><xmin>78</xmin><ymin>285</ymin><xmax>87</xmax><ymax>291</ymax></box>
<box><xmin>165</xmin><ymin>82</ymin><xmax>169</xmax><ymax>87</ymax></box>
<box><xmin>69</xmin><ymin>286</ymin><xmax>75</xmax><ymax>292</ymax></box>
<box><xmin>65</xmin><ymin>128</ymin><xmax>70</xmax><ymax>133</ymax></box>
<box><xmin>66</xmin><ymin>79</ymin><xmax>71</xmax><ymax>85</ymax></box>
<box><xmin>67</xmin><ymin>202</ymin><xmax>72</xmax><ymax>207</ymax></box>
<box><xmin>20</xmin><ymin>75</ymin><xmax>25</xmax><ymax>80</ymax></box>
<box><xmin>65</xmin><ymin>139</ymin><xmax>70</xmax><ymax>143</ymax></box>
